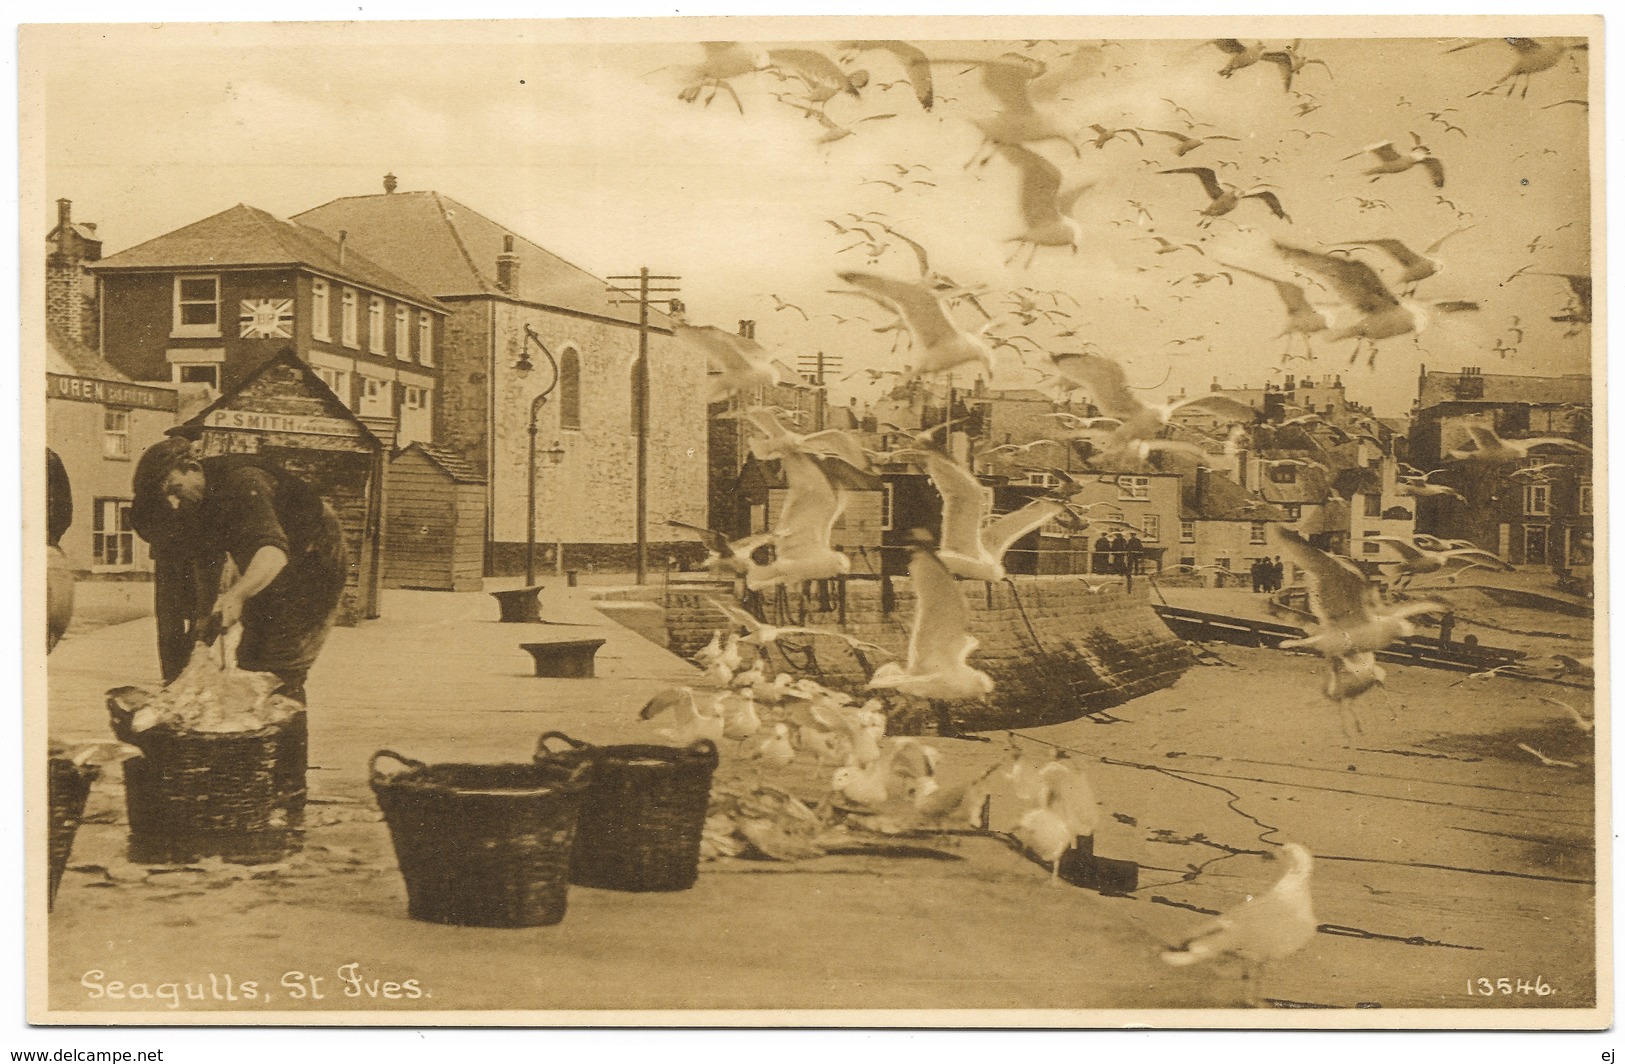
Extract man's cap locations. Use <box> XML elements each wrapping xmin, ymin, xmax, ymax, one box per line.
<box><xmin>132</xmin><ymin>437</ymin><xmax>198</xmax><ymax>503</ymax></box>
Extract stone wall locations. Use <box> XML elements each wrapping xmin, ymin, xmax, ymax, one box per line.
<box><xmin>665</xmin><ymin>573</ymin><xmax>1194</xmax><ymax>730</ymax></box>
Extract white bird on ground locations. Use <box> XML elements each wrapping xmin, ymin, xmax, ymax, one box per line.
<box><xmin>868</xmin><ymin>545</ymin><xmax>996</xmax><ymax>702</ymax></box>
<box><xmin>1047</xmin><ymin>352</ymin><xmax>1257</xmax><ymax>462</ymax></box>
<box><xmin>1447</xmin><ymin>425</ymin><xmax>1590</xmax><ymax>464</ymax></box>
<box><xmin>998</xmin><ymin>144</ymin><xmax>1095</xmax><ymax>265</ymax></box>
<box><xmin>1160</xmin><ymin>167</ymin><xmax>1291</xmax><ymax>227</ymax></box>
<box><xmin>1161</xmin><ymin>843</ymin><xmax>1318</xmax><ymax>1007</ymax></box>
<box><xmin>741</xmin><ymin>450</ymin><xmax>851</xmax><ymax>591</ymax></box>
<box><xmin>745</xmin><ymin>722</ymin><xmax>799</xmax><ymax>770</ymax></box>
<box><xmin>1343</xmin><ymin>135</ymin><xmax>1446</xmax><ymax>187</ymax></box>
<box><xmin>894</xmin><ymin>447</ymin><xmax>1067</xmax><ymax>583</ymax></box>
<box><xmin>720</xmin><ymin>689</ymin><xmax>763</xmax><ymax>741</ymax></box>
<box><xmin>830</xmin><ymin>737</ymin><xmax>939</xmax><ymax>807</ymax></box>
<box><xmin>1547</xmin><ymin>654</ymin><xmax>1596</xmax><ymax>682</ymax></box>
<box><xmin>837</xmin><ymin>270</ymin><xmax>997</xmax><ymax>379</ymax></box>
<box><xmin>638</xmin><ymin>686</ymin><xmax>727</xmax><ymax>746</ymax></box>
<box><xmin>1014</xmin><ymin>788</ymin><xmax>1079</xmax><ymax>883</ymax></box>
<box><xmin>676</xmin><ymin>323</ymin><xmax>784</xmax><ymax>402</ymax></box>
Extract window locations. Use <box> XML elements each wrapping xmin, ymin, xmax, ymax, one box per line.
<box><xmin>341</xmin><ymin>288</ymin><xmax>359</xmax><ymax>348</ymax></box>
<box><xmin>1249</xmin><ymin>522</ymin><xmax>1266</xmax><ymax>545</ymax></box>
<box><xmin>173</xmin><ymin>275</ymin><xmax>220</xmax><ymax>336</ymax></box>
<box><xmin>368</xmin><ymin>297</ymin><xmax>386</xmax><ymax>354</ymax></box>
<box><xmin>311</xmin><ymin>280</ymin><xmax>331</xmax><ymax>340</ymax></box>
<box><xmin>1268</xmin><ymin>464</ymin><xmax>1297</xmax><ymax>484</ymax></box>
<box><xmin>1579</xmin><ymin>483</ymin><xmax>1593</xmax><ymax>516</ymax></box>
<box><xmin>1180</xmin><ymin>520</ymin><xmax>1195</xmax><ymax>543</ymax></box>
<box><xmin>1140</xmin><ymin>514</ymin><xmax>1160</xmax><ymax>542</ymax></box>
<box><xmin>92</xmin><ymin>498</ymin><xmax>134</xmax><ymax>567</ymax></box>
<box><xmin>315</xmin><ymin>366</ymin><xmax>350</xmax><ymax>406</ymax></box>
<box><xmin>418</xmin><ymin>312</ymin><xmax>434</xmax><ymax>366</ymax></box>
<box><xmin>1282</xmin><ymin>503</ymin><xmax>1302</xmax><ymax>521</ymax></box>
<box><xmin>1363</xmin><ymin>493</ymin><xmax>1382</xmax><ymax>518</ymax></box>
<box><xmin>1214</xmin><ymin>557</ymin><xmax>1232</xmax><ymax>571</ymax></box>
<box><xmin>175</xmin><ymin>363</ymin><xmax>219</xmax><ymax>389</ymax></box>
<box><xmin>880</xmin><ymin>483</ymin><xmax>894</xmax><ymax>531</ymax></box>
<box><xmin>395</xmin><ymin>307</ymin><xmax>410</xmax><ymax>360</ymax></box>
<box><xmin>1179</xmin><ymin>556</ymin><xmax>1196</xmax><ymax>570</ymax></box>
<box><xmin>1523</xmin><ymin>484</ymin><xmax>1550</xmax><ymax>516</ymax></box>
<box><xmin>403</xmin><ymin>385</ymin><xmax>426</xmax><ymax>411</ymax></box>
<box><xmin>1117</xmin><ymin>475</ymin><xmax>1150</xmax><ymax>501</ymax></box>
<box><xmin>359</xmin><ymin>376</ymin><xmax>389</xmax><ymax>416</ymax></box>
<box><xmin>1362</xmin><ymin>530</ymin><xmax>1381</xmax><ymax>555</ymax></box>
<box><xmin>103</xmin><ymin>409</ymin><xmax>130</xmax><ymax>460</ymax></box>
<box><xmin>559</xmin><ymin>348</ymin><xmax>582</xmax><ymax>431</ymax></box>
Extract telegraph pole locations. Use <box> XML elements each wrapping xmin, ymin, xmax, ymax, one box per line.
<box><xmin>796</xmin><ymin>351</ymin><xmax>841</xmax><ymax>386</ymax></box>
<box><xmin>608</xmin><ymin>268</ymin><xmax>681</xmax><ymax>584</ymax></box>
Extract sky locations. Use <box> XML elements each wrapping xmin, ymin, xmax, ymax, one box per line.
<box><xmin>30</xmin><ymin>20</ymin><xmax>1597</xmax><ymax>417</ymax></box>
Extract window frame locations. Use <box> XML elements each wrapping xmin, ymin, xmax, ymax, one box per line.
<box><xmin>91</xmin><ymin>496</ymin><xmax>136</xmax><ymax>569</ymax></box>
<box><xmin>1140</xmin><ymin>514</ymin><xmax>1161</xmax><ymax>543</ymax></box>
<box><xmin>1579</xmin><ymin>483</ymin><xmax>1593</xmax><ymax>516</ymax></box>
<box><xmin>1523</xmin><ymin>483</ymin><xmax>1550</xmax><ymax>516</ymax></box>
<box><xmin>1179</xmin><ymin>519</ymin><xmax>1195</xmax><ymax>544</ymax></box>
<box><xmin>1117</xmin><ymin>474</ymin><xmax>1151</xmax><ymax>501</ymax></box>
<box><xmin>310</xmin><ymin>278</ymin><xmax>331</xmax><ymax>341</ymax></box>
<box><xmin>172</xmin><ymin>274</ymin><xmax>221</xmax><ymax>338</ymax></box>
<box><xmin>368</xmin><ymin>296</ymin><xmax>387</xmax><ymax>354</ymax></box>
<box><xmin>418</xmin><ymin>311</ymin><xmax>434</xmax><ymax>366</ymax></box>
<box><xmin>102</xmin><ymin>408</ymin><xmax>131</xmax><ymax>460</ymax></box>
<box><xmin>559</xmin><ymin>347</ymin><xmax>582</xmax><ymax>431</ymax></box>
<box><xmin>341</xmin><ymin>288</ymin><xmax>359</xmax><ymax>349</ymax></box>
<box><xmin>314</xmin><ymin>366</ymin><xmax>351</xmax><ymax>407</ymax></box>
<box><xmin>879</xmin><ymin>483</ymin><xmax>895</xmax><ymax>532</ymax></box>
<box><xmin>395</xmin><ymin>306</ymin><xmax>411</xmax><ymax>361</ymax></box>
<box><xmin>1249</xmin><ymin>521</ymin><xmax>1267</xmax><ymax>545</ymax></box>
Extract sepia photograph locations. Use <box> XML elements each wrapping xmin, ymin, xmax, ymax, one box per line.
<box><xmin>21</xmin><ymin>12</ymin><xmax>1607</xmax><ymax>1030</ymax></box>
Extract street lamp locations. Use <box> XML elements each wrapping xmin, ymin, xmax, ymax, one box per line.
<box><xmin>519</xmin><ymin>325</ymin><xmax>564</xmax><ymax>587</ymax></box>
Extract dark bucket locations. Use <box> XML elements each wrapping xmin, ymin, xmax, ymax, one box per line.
<box><xmin>370</xmin><ymin>751</ymin><xmax>593</xmax><ymax>928</ymax></box>
<box><xmin>536</xmin><ymin>732</ymin><xmax>718</xmax><ymax>893</ymax></box>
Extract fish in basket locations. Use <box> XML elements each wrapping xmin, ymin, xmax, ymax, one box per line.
<box><xmin>535</xmin><ymin>732</ymin><xmax>719</xmax><ymax>893</ymax></box>
<box><xmin>106</xmin><ymin>636</ymin><xmax>305</xmax><ymax>865</ymax></box>
<box><xmin>370</xmin><ymin>751</ymin><xmax>594</xmax><ymax>928</ymax></box>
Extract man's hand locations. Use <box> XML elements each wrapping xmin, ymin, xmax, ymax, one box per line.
<box><xmin>212</xmin><ymin>591</ymin><xmax>245</xmax><ymax>631</ymax></box>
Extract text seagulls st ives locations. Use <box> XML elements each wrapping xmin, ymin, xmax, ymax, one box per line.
<box><xmin>78</xmin><ymin>964</ymin><xmax>426</xmax><ymax>1008</ymax></box>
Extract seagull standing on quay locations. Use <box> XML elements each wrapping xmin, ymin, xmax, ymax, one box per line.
<box><xmin>1162</xmin><ymin>843</ymin><xmax>1318</xmax><ymax>1007</ymax></box>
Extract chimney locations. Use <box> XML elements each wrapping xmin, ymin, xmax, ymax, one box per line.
<box><xmin>337</xmin><ymin>230</ymin><xmax>347</xmax><ymax>266</ymax></box>
<box><xmin>54</xmin><ymin>199</ymin><xmax>72</xmax><ymax>260</ymax></box>
<box><xmin>383</xmin><ymin>172</ymin><xmax>398</xmax><ymax>194</ymax></box>
<box><xmin>1194</xmin><ymin>465</ymin><xmax>1207</xmax><ymax>511</ymax></box>
<box><xmin>1210</xmin><ymin>375</ymin><xmax>1221</xmax><ymax>392</ymax></box>
<box><xmin>496</xmin><ymin>234</ymin><xmax>519</xmax><ymax>294</ymax></box>
<box><xmin>1283</xmin><ymin>373</ymin><xmax>1295</xmax><ymax>391</ymax></box>
<box><xmin>667</xmin><ymin>297</ymin><xmax>685</xmax><ymax>318</ymax></box>
<box><xmin>737</xmin><ymin>319</ymin><xmax>755</xmax><ymax>340</ymax></box>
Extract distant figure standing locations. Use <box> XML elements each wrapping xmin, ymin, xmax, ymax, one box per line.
<box><xmin>1126</xmin><ymin>532</ymin><xmax>1145</xmax><ymax>575</ymax></box>
<box><xmin>1269</xmin><ymin>556</ymin><xmax>1285</xmax><ymax>593</ymax></box>
<box><xmin>1093</xmin><ymin>533</ymin><xmax>1112</xmax><ymax>575</ymax></box>
<box><xmin>1437</xmin><ymin>609</ymin><xmax>1456</xmax><ymax>646</ymax></box>
<box><xmin>1250</xmin><ymin>557</ymin><xmax>1265</xmax><ymax>593</ymax></box>
<box><xmin>1109</xmin><ymin>532</ymin><xmax>1129</xmax><ymax>575</ymax></box>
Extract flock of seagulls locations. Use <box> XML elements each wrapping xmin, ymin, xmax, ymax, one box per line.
<box><xmin>651</xmin><ymin>31</ymin><xmax>1592</xmax><ymax>1006</ymax></box>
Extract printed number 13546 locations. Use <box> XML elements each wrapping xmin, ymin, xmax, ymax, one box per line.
<box><xmin>1467</xmin><ymin>977</ymin><xmax>1555</xmax><ymax>996</ymax></box>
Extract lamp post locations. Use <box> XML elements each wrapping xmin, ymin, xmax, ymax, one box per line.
<box><xmin>519</xmin><ymin>325</ymin><xmax>564</xmax><ymax>587</ymax></box>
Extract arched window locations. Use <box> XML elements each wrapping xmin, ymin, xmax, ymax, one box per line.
<box><xmin>558</xmin><ymin>348</ymin><xmax>581</xmax><ymax>431</ymax></box>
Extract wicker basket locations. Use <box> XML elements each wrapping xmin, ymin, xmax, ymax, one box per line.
<box><xmin>536</xmin><ymin>732</ymin><xmax>718</xmax><ymax>893</ymax></box>
<box><xmin>48</xmin><ymin>756</ymin><xmax>100</xmax><ymax>910</ymax></box>
<box><xmin>109</xmin><ymin>690</ymin><xmax>304</xmax><ymax>865</ymax></box>
<box><xmin>370</xmin><ymin>751</ymin><xmax>593</xmax><ymax>928</ymax></box>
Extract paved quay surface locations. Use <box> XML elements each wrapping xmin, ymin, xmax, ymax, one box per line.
<box><xmin>44</xmin><ymin>581</ymin><xmax>1599</xmax><ymax>1020</ymax></box>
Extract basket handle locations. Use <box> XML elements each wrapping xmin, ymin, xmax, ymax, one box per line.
<box><xmin>561</xmin><ymin>760</ymin><xmax>594</xmax><ymax>788</ymax></box>
<box><xmin>369</xmin><ymin>749</ymin><xmax>426</xmax><ymax>781</ymax></box>
<box><xmin>688</xmin><ymin>738</ymin><xmax>720</xmax><ymax>765</ymax></box>
<box><xmin>535</xmin><ymin>731</ymin><xmax>587</xmax><ymax>759</ymax></box>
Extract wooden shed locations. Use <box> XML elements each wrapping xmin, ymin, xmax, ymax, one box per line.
<box><xmin>179</xmin><ymin>350</ymin><xmax>384</xmax><ymax>626</ymax></box>
<box><xmin>384</xmin><ymin>443</ymin><xmax>487</xmax><ymax>592</ymax></box>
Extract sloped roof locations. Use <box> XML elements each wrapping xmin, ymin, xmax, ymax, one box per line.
<box><xmin>179</xmin><ymin>349</ymin><xmax>382</xmax><ymax>450</ymax></box>
<box><xmin>1417</xmin><ymin>369</ymin><xmax>1591</xmax><ymax>409</ymax></box>
<box><xmin>403</xmin><ymin>443</ymin><xmax>485</xmax><ymax>483</ymax></box>
<box><xmin>47</xmin><ymin>324</ymin><xmax>132</xmax><ymax>382</ymax></box>
<box><xmin>1165</xmin><ymin>455</ymin><xmax>1289</xmax><ymax>521</ymax></box>
<box><xmin>293</xmin><ymin>191</ymin><xmax>671</xmax><ymax>328</ymax></box>
<box><xmin>1256</xmin><ymin>460</ymin><xmax>1333</xmax><ymax>505</ymax></box>
<box><xmin>90</xmin><ymin>204</ymin><xmax>445</xmax><ymax>310</ymax></box>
